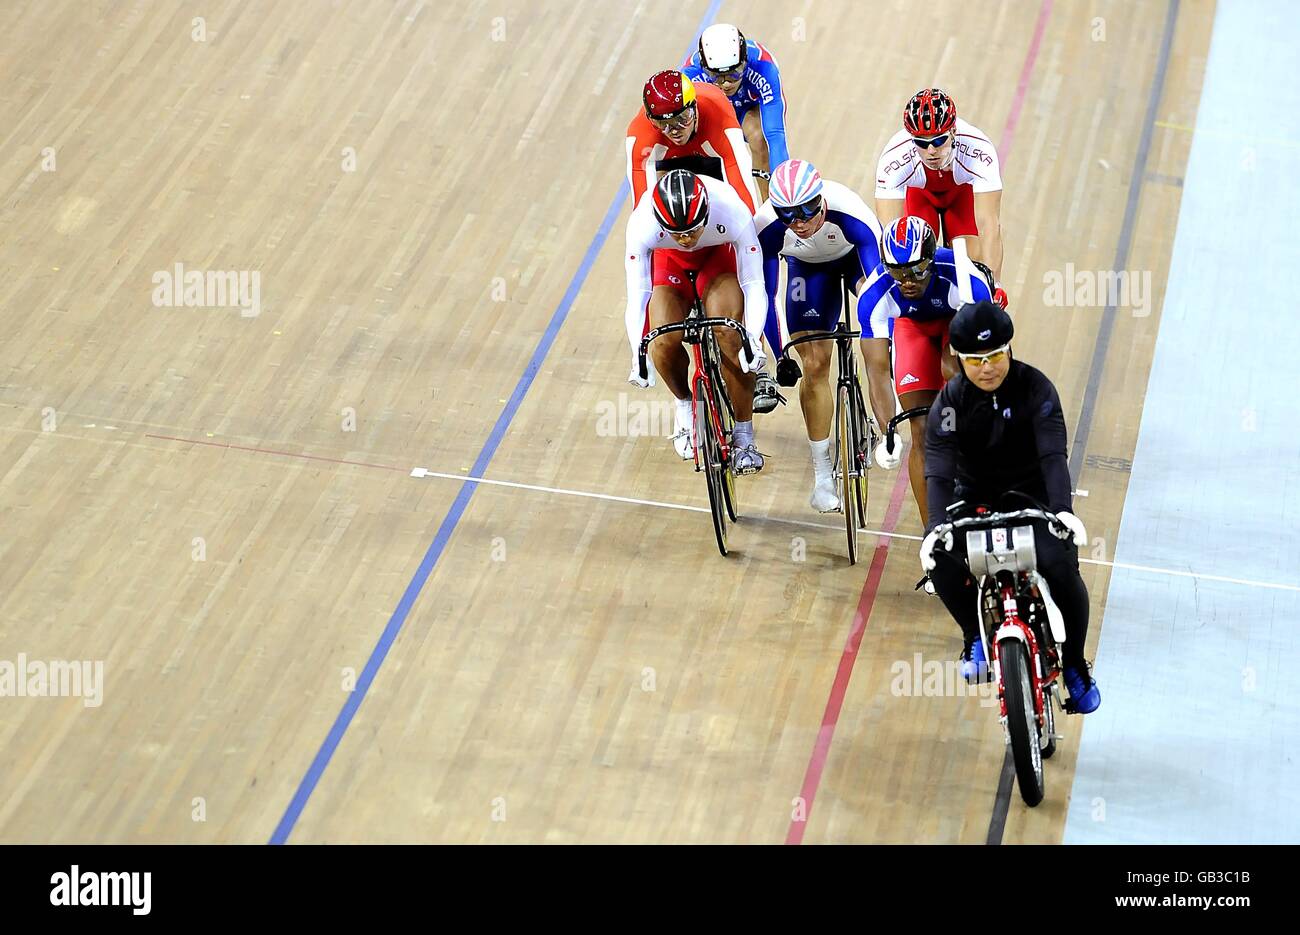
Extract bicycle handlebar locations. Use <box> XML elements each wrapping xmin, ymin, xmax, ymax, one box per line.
<box><xmin>883</xmin><ymin>406</ymin><xmax>931</xmax><ymax>453</ymax></box>
<box><xmin>773</xmin><ymin>324</ymin><xmax>862</xmax><ymax>387</ymax></box>
<box><xmin>930</xmin><ymin>507</ymin><xmax>1068</xmax><ymax>540</ymax></box>
<box><xmin>777</xmin><ymin>324</ymin><xmax>862</xmax><ymax>357</ymax></box>
<box><xmin>637</xmin><ymin>316</ymin><xmax>757</xmax><ymax>382</ymax></box>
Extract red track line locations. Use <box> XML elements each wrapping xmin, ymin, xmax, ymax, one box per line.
<box><xmin>785</xmin><ymin>474</ymin><xmax>911</xmax><ymax>845</ymax></box>
<box><xmin>783</xmin><ymin>0</ymin><xmax>1053</xmax><ymax>844</ymax></box>
<box><xmin>1000</xmin><ymin>0</ymin><xmax>1054</xmax><ymax>167</ymax></box>
<box><xmin>145</xmin><ymin>433</ymin><xmax>405</xmax><ymax>473</ymax></box>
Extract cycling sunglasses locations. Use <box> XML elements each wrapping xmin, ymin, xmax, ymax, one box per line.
<box><xmin>954</xmin><ymin>343</ymin><xmax>1011</xmax><ymax>366</ymax></box>
<box><xmin>667</xmin><ymin>216</ymin><xmax>708</xmax><ymax>237</ymax></box>
<box><xmin>649</xmin><ymin>106</ymin><xmax>697</xmax><ymax>131</ymax></box>
<box><xmin>912</xmin><ymin>134</ymin><xmax>951</xmax><ymax>149</ymax></box>
<box><xmin>884</xmin><ymin>258</ymin><xmax>933</xmax><ymax>282</ymax></box>
<box><xmin>774</xmin><ymin>196</ymin><xmax>823</xmax><ymax>224</ymax></box>
<box><xmin>704</xmin><ymin>63</ymin><xmax>745</xmax><ymax>80</ymax></box>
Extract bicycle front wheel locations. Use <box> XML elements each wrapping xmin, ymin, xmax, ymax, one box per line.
<box><xmin>852</xmin><ymin>375</ymin><xmax>871</xmax><ymax>529</ymax></box>
<box><xmin>696</xmin><ymin>389</ymin><xmax>729</xmax><ymax>556</ymax></box>
<box><xmin>837</xmin><ymin>381</ymin><xmax>859</xmax><ymax>564</ymax></box>
<box><xmin>999</xmin><ymin>638</ymin><xmax>1045</xmax><ymax>806</ymax></box>
<box><xmin>1040</xmin><ymin>679</ymin><xmax>1058</xmax><ymax>760</ymax></box>
<box><xmin>704</xmin><ymin>329</ymin><xmax>738</xmax><ymax>522</ymax></box>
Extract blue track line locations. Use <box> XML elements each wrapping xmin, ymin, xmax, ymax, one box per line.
<box><xmin>269</xmin><ymin>0</ymin><xmax>724</xmax><ymax>844</ymax></box>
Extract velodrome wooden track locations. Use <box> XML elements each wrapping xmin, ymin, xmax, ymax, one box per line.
<box><xmin>0</xmin><ymin>0</ymin><xmax>1211</xmax><ymax>843</ymax></box>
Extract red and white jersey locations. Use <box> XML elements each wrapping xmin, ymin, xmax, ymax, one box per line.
<box><xmin>624</xmin><ymin>174</ymin><xmax>767</xmax><ymax>354</ymax></box>
<box><xmin>874</xmin><ymin>118</ymin><xmax>1002</xmax><ymax>200</ymax></box>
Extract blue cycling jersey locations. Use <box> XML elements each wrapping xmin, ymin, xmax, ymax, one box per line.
<box><xmin>683</xmin><ymin>39</ymin><xmax>789</xmax><ymax>168</ymax></box>
<box><xmin>857</xmin><ymin>248</ymin><xmax>994</xmax><ymax>339</ymax></box>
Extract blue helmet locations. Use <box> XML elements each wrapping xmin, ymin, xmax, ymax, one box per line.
<box><xmin>881</xmin><ymin>215</ymin><xmax>937</xmax><ymax>267</ymax></box>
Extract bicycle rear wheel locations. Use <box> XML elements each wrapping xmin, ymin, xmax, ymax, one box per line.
<box><xmin>696</xmin><ymin>389</ymin><xmax>729</xmax><ymax>556</ymax></box>
<box><xmin>837</xmin><ymin>381</ymin><xmax>859</xmax><ymax>564</ymax></box>
<box><xmin>999</xmin><ymin>638</ymin><xmax>1045</xmax><ymax>806</ymax></box>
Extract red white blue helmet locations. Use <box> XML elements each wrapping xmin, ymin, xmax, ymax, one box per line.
<box><xmin>881</xmin><ymin>216</ymin><xmax>937</xmax><ymax>266</ymax></box>
<box><xmin>769</xmin><ymin>159</ymin><xmax>823</xmax><ymax>209</ymax></box>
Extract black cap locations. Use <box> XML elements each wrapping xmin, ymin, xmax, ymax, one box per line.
<box><xmin>949</xmin><ymin>301</ymin><xmax>1013</xmax><ymax>354</ymax></box>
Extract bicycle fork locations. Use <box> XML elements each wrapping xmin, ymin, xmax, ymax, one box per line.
<box><xmin>990</xmin><ymin>584</ymin><xmax>1046</xmax><ymax>736</ymax></box>
<box><xmin>689</xmin><ymin>343</ymin><xmax>729</xmax><ymax>470</ymax></box>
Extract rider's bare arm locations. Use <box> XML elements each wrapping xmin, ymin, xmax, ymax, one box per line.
<box><xmin>972</xmin><ymin>190</ymin><xmax>1004</xmax><ymax>282</ymax></box>
<box><xmin>875</xmin><ymin>195</ymin><xmax>905</xmax><ymax>228</ymax></box>
<box><xmin>860</xmin><ymin>337</ymin><xmax>896</xmax><ymax>439</ymax></box>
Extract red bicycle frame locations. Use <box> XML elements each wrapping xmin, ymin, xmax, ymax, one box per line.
<box><xmin>688</xmin><ymin>341</ymin><xmax>730</xmax><ymax>469</ymax></box>
<box><xmin>992</xmin><ymin>579</ymin><xmax>1050</xmax><ymax>724</ymax></box>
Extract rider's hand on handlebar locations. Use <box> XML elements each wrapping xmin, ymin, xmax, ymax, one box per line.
<box><xmin>741</xmin><ymin>336</ymin><xmax>767</xmax><ymax>375</ymax></box>
<box><xmin>919</xmin><ymin>527</ymin><xmax>954</xmax><ymax>573</ymax></box>
<box><xmin>1053</xmin><ymin>510</ymin><xmax>1087</xmax><ymax>546</ymax></box>
<box><xmin>628</xmin><ymin>357</ymin><xmax>655</xmax><ymax>389</ymax></box>
<box><xmin>874</xmin><ymin>437</ymin><xmax>902</xmax><ymax>470</ymax></box>
<box><xmin>993</xmin><ymin>285</ymin><xmax>1009</xmax><ymax>309</ymax></box>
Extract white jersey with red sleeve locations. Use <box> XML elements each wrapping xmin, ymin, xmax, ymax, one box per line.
<box><xmin>624</xmin><ymin>174</ymin><xmax>767</xmax><ymax>356</ymax></box>
<box><xmin>874</xmin><ymin>117</ymin><xmax>1003</xmax><ymax>199</ymax></box>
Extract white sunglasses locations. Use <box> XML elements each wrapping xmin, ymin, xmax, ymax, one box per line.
<box><xmin>954</xmin><ymin>343</ymin><xmax>1010</xmax><ymax>365</ymax></box>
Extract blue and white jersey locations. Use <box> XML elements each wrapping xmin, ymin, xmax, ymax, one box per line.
<box><xmin>754</xmin><ymin>179</ymin><xmax>883</xmax><ymax>308</ymax></box>
<box><xmin>857</xmin><ymin>247</ymin><xmax>993</xmax><ymax>338</ymax></box>
<box><xmin>683</xmin><ymin>39</ymin><xmax>790</xmax><ymax>168</ymax></box>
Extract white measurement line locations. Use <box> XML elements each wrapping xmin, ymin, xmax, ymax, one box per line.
<box><xmin>410</xmin><ymin>466</ymin><xmax>1300</xmax><ymax>594</ymax></box>
<box><xmin>410</xmin><ymin>467</ymin><xmax>710</xmax><ymax>515</ymax></box>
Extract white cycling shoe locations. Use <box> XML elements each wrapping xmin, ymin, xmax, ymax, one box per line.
<box><xmin>752</xmin><ymin>372</ymin><xmax>782</xmax><ymax>414</ymax></box>
<box><xmin>670</xmin><ymin>408</ymin><xmax>694</xmax><ymax>461</ymax></box>
<box><xmin>810</xmin><ymin>475</ymin><xmax>840</xmax><ymax>512</ymax></box>
<box><xmin>732</xmin><ymin>444</ymin><xmax>765</xmax><ymax>474</ymax></box>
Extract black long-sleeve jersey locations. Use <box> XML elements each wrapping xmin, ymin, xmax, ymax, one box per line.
<box><xmin>924</xmin><ymin>359</ymin><xmax>1074</xmax><ymax>530</ymax></box>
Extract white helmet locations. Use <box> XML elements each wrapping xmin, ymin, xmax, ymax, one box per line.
<box><xmin>698</xmin><ymin>23</ymin><xmax>747</xmax><ymax>74</ymax></box>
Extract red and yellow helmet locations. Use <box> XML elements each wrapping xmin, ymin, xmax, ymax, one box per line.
<box><xmin>643</xmin><ymin>70</ymin><xmax>697</xmax><ymax>120</ymax></box>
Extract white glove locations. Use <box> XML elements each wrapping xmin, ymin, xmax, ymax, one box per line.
<box><xmin>628</xmin><ymin>355</ymin><xmax>655</xmax><ymax>389</ymax></box>
<box><xmin>1054</xmin><ymin>511</ymin><xmax>1087</xmax><ymax>547</ymax></box>
<box><xmin>874</xmin><ymin>437</ymin><xmax>902</xmax><ymax>470</ymax></box>
<box><xmin>919</xmin><ymin>527</ymin><xmax>953</xmax><ymax>573</ymax></box>
<box><xmin>741</xmin><ymin>334</ymin><xmax>767</xmax><ymax>375</ymax></box>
